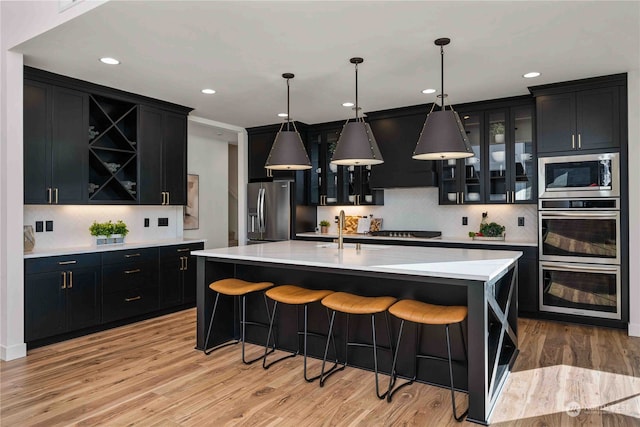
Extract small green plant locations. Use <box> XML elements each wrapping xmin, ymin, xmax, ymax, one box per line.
<box><xmin>490</xmin><ymin>122</ymin><xmax>505</xmax><ymax>137</ymax></box>
<box><xmin>319</xmin><ymin>220</ymin><xmax>331</xmax><ymax>227</ymax></box>
<box><xmin>113</xmin><ymin>220</ymin><xmax>129</xmax><ymax>236</ymax></box>
<box><xmin>89</xmin><ymin>220</ymin><xmax>113</xmax><ymax>237</ymax></box>
<box><xmin>89</xmin><ymin>220</ymin><xmax>129</xmax><ymax>237</ymax></box>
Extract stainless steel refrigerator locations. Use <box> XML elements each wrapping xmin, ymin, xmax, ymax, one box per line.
<box><xmin>247</xmin><ymin>181</ymin><xmax>292</xmax><ymax>243</ymax></box>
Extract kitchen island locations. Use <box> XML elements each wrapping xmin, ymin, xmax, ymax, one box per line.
<box><xmin>192</xmin><ymin>240</ymin><xmax>522</xmax><ymax>425</ymax></box>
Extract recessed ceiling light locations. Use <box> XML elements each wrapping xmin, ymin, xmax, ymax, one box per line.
<box><xmin>523</xmin><ymin>72</ymin><xmax>541</xmax><ymax>78</ymax></box>
<box><xmin>342</xmin><ymin>102</ymin><xmax>355</xmax><ymax>107</ymax></box>
<box><xmin>99</xmin><ymin>57</ymin><xmax>120</xmax><ymax>65</ymax></box>
<box><xmin>201</xmin><ymin>88</ymin><xmax>216</xmax><ymax>94</ymax></box>
<box><xmin>277</xmin><ymin>113</ymin><xmax>288</xmax><ymax>118</ymax></box>
<box><xmin>421</xmin><ymin>88</ymin><xmax>436</xmax><ymax>94</ymax></box>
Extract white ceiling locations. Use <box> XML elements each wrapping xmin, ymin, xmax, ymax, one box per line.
<box><xmin>16</xmin><ymin>1</ymin><xmax>640</xmax><ymax>132</ymax></box>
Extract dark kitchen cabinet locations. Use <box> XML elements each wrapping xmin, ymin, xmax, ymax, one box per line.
<box><xmin>159</xmin><ymin>242</ymin><xmax>204</xmax><ymax>308</ymax></box>
<box><xmin>307</xmin><ymin>124</ymin><xmax>348</xmax><ymax>205</ymax></box>
<box><xmin>366</xmin><ymin>106</ymin><xmax>438</xmax><ymax>189</ymax></box>
<box><xmin>530</xmin><ymin>74</ymin><xmax>625</xmax><ymax>154</ymax></box>
<box><xmin>440</xmin><ymin>97</ymin><xmax>535</xmax><ymax>205</ymax></box>
<box><xmin>24</xmin><ymin>254</ymin><xmax>101</xmax><ymax>342</ymax></box>
<box><xmin>24</xmin><ymin>81</ymin><xmax>88</xmax><ymax>204</ymax></box>
<box><xmin>138</xmin><ymin>106</ymin><xmax>188</xmax><ymax>205</ymax></box>
<box><xmin>102</xmin><ymin>247</ymin><xmax>159</xmax><ymax>323</ymax></box>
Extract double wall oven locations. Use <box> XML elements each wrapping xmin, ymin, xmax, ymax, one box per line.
<box><xmin>538</xmin><ymin>153</ymin><xmax>621</xmax><ymax>320</ymax></box>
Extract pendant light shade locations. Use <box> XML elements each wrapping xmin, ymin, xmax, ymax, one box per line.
<box><xmin>331</xmin><ymin>57</ymin><xmax>384</xmax><ymax>166</ymax></box>
<box><xmin>265</xmin><ymin>73</ymin><xmax>311</xmax><ymax>170</ymax></box>
<box><xmin>413</xmin><ymin>38</ymin><xmax>473</xmax><ymax>160</ymax></box>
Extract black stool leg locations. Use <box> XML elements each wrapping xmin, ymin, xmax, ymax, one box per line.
<box><xmin>371</xmin><ymin>313</ymin><xmax>389</xmax><ymax>399</ymax></box>
<box><xmin>446</xmin><ymin>324</ymin><xmax>469</xmax><ymax>422</ymax></box>
<box><xmin>263</xmin><ymin>300</ymin><xmax>297</xmax><ymax>369</ymax></box>
<box><xmin>319</xmin><ymin>310</ymin><xmax>345</xmax><ymax>387</ymax></box>
<box><xmin>203</xmin><ymin>292</ymin><xmax>239</xmax><ymax>355</ymax></box>
<box><xmin>387</xmin><ymin>321</ymin><xmax>421</xmax><ymax>402</ymax></box>
<box><xmin>241</xmin><ymin>293</ymin><xmax>275</xmax><ymax>365</ymax></box>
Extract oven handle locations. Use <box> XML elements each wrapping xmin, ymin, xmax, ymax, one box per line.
<box><xmin>543</xmin><ymin>263</ymin><xmax>619</xmax><ymax>273</ymax></box>
<box><xmin>540</xmin><ymin>212</ymin><xmax>618</xmax><ymax>218</ymax></box>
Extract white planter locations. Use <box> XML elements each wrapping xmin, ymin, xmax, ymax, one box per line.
<box><xmin>494</xmin><ymin>133</ymin><xmax>505</xmax><ymax>143</ymax></box>
<box><xmin>95</xmin><ymin>234</ymin><xmax>125</xmax><ymax>245</ymax></box>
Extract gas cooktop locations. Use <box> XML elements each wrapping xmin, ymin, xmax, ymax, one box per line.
<box><xmin>368</xmin><ymin>230</ymin><xmax>442</xmax><ymax>239</ymax></box>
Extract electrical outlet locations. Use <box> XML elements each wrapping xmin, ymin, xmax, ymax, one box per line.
<box><xmin>35</xmin><ymin>221</ymin><xmax>43</xmax><ymax>232</ymax></box>
<box><xmin>462</xmin><ymin>216</ymin><xmax>468</xmax><ymax>226</ymax></box>
<box><xmin>158</xmin><ymin>217</ymin><xmax>168</xmax><ymax>227</ymax></box>
<box><xmin>518</xmin><ymin>217</ymin><xmax>525</xmax><ymax>227</ymax></box>
<box><xmin>144</xmin><ymin>218</ymin><xmax>149</xmax><ymax>227</ymax></box>
<box><xmin>45</xmin><ymin>220</ymin><xmax>53</xmax><ymax>232</ymax></box>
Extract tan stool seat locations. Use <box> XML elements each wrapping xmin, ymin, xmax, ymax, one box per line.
<box><xmin>321</xmin><ymin>292</ymin><xmax>397</xmax><ymax>315</ymax></box>
<box><xmin>209</xmin><ymin>278</ymin><xmax>273</xmax><ymax>296</ymax></box>
<box><xmin>389</xmin><ymin>300</ymin><xmax>467</xmax><ymax>325</ymax></box>
<box><xmin>266</xmin><ymin>285</ymin><xmax>334</xmax><ymax>305</ymax></box>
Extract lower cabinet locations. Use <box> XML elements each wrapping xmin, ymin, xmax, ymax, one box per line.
<box><xmin>159</xmin><ymin>243</ymin><xmax>203</xmax><ymax>308</ymax></box>
<box><xmin>25</xmin><ymin>253</ymin><xmax>101</xmax><ymax>342</ymax></box>
<box><xmin>102</xmin><ymin>247</ymin><xmax>159</xmax><ymax>323</ymax></box>
<box><xmin>24</xmin><ymin>241</ymin><xmax>203</xmax><ymax>346</ymax></box>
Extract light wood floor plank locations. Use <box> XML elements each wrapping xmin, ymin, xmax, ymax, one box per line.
<box><xmin>2</xmin><ymin>309</ymin><xmax>640</xmax><ymax>426</ymax></box>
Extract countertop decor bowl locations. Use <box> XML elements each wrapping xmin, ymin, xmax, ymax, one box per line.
<box><xmin>491</xmin><ymin>151</ymin><xmax>505</xmax><ymax>162</ymax></box>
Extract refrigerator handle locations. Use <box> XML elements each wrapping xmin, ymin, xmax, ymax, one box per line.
<box><xmin>258</xmin><ymin>187</ymin><xmax>265</xmax><ymax>232</ymax></box>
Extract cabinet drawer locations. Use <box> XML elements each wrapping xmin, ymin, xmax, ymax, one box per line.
<box><xmin>102</xmin><ymin>261</ymin><xmax>158</xmax><ymax>294</ymax></box>
<box><xmin>102</xmin><ymin>287</ymin><xmax>159</xmax><ymax>323</ymax></box>
<box><xmin>159</xmin><ymin>242</ymin><xmax>204</xmax><ymax>259</ymax></box>
<box><xmin>102</xmin><ymin>247</ymin><xmax>157</xmax><ymax>265</ymax></box>
<box><xmin>25</xmin><ymin>253</ymin><xmax>101</xmax><ymax>274</ymax></box>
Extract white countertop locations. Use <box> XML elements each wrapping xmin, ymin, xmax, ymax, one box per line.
<box><xmin>192</xmin><ymin>240</ymin><xmax>522</xmax><ymax>282</ymax></box>
<box><xmin>296</xmin><ymin>232</ymin><xmax>537</xmax><ymax>247</ymax></box>
<box><xmin>24</xmin><ymin>238</ymin><xmax>207</xmax><ymax>259</ymax></box>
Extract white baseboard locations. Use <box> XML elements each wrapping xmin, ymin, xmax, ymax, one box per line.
<box><xmin>628</xmin><ymin>322</ymin><xmax>640</xmax><ymax>337</ymax></box>
<box><xmin>1</xmin><ymin>343</ymin><xmax>27</xmax><ymax>361</ymax></box>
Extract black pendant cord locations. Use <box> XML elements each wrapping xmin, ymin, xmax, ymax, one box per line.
<box><xmin>286</xmin><ymin>77</ymin><xmax>291</xmax><ymax>131</ymax></box>
<box><xmin>440</xmin><ymin>44</ymin><xmax>444</xmax><ymax>110</ymax></box>
<box><xmin>355</xmin><ymin>62</ymin><xmax>359</xmax><ymax>120</ymax></box>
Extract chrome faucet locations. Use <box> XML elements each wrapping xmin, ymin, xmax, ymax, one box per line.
<box><xmin>337</xmin><ymin>210</ymin><xmax>345</xmax><ymax>249</ymax></box>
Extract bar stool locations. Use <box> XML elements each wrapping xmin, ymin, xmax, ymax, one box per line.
<box><xmin>262</xmin><ymin>285</ymin><xmax>337</xmax><ymax>382</ymax></box>
<box><xmin>386</xmin><ymin>299</ymin><xmax>468</xmax><ymax>422</ymax></box>
<box><xmin>203</xmin><ymin>278</ymin><xmax>274</xmax><ymax>364</ymax></box>
<box><xmin>319</xmin><ymin>291</ymin><xmax>397</xmax><ymax>399</ymax></box>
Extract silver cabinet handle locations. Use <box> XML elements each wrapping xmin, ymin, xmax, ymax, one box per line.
<box><xmin>54</xmin><ymin>188</ymin><xmax>58</xmax><ymax>204</ymax></box>
<box><xmin>125</xmin><ymin>296</ymin><xmax>141</xmax><ymax>302</ymax></box>
<box><xmin>124</xmin><ymin>268</ymin><xmax>141</xmax><ymax>274</ymax></box>
<box><xmin>68</xmin><ymin>271</ymin><xmax>73</xmax><ymax>288</ymax></box>
<box><xmin>61</xmin><ymin>271</ymin><xmax>67</xmax><ymax>289</ymax></box>
<box><xmin>578</xmin><ymin>133</ymin><xmax>582</xmax><ymax>149</ymax></box>
<box><xmin>166</xmin><ymin>192</ymin><xmax>170</xmax><ymax>205</ymax></box>
<box><xmin>461</xmin><ymin>192</ymin><xmax>464</xmax><ymax>204</ymax></box>
<box><xmin>47</xmin><ymin>188</ymin><xmax>52</xmax><ymax>204</ymax></box>
<box><xmin>125</xmin><ymin>253</ymin><xmax>140</xmax><ymax>258</ymax></box>
<box><xmin>176</xmin><ymin>248</ymin><xmax>190</xmax><ymax>252</ymax></box>
<box><xmin>506</xmin><ymin>191</ymin><xmax>510</xmax><ymax>203</ymax></box>
<box><xmin>184</xmin><ymin>257</ymin><xmax>188</xmax><ymax>271</ymax></box>
<box><xmin>58</xmin><ymin>260</ymin><xmax>77</xmax><ymax>265</ymax></box>
<box><xmin>512</xmin><ymin>191</ymin><xmax>515</xmax><ymax>203</ymax></box>
<box><xmin>572</xmin><ymin>134</ymin><xmax>575</xmax><ymax>149</ymax></box>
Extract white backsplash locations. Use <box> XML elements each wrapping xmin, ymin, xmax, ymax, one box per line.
<box><xmin>316</xmin><ymin>187</ymin><xmax>537</xmax><ymax>241</ymax></box>
<box><xmin>24</xmin><ymin>205</ymin><xmax>184</xmax><ymax>250</ymax></box>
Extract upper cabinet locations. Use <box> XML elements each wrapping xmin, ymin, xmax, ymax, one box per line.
<box><xmin>24</xmin><ymin>81</ymin><xmax>88</xmax><ymax>204</ymax></box>
<box><xmin>23</xmin><ymin>67</ymin><xmax>192</xmax><ymax>205</ymax></box>
<box><xmin>530</xmin><ymin>74</ymin><xmax>626</xmax><ymax>155</ymax></box>
<box><xmin>367</xmin><ymin>106</ymin><xmax>438</xmax><ymax>189</ymax></box>
<box><xmin>439</xmin><ymin>98</ymin><xmax>535</xmax><ymax>205</ymax></box>
<box><xmin>138</xmin><ymin>107</ymin><xmax>188</xmax><ymax>205</ymax></box>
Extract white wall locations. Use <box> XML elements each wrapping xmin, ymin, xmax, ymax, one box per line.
<box><xmin>317</xmin><ymin>187</ymin><xmax>538</xmax><ymax>242</ymax></box>
<box><xmin>23</xmin><ymin>205</ymin><xmax>183</xmax><ymax>251</ymax></box>
<box><xmin>183</xmin><ymin>121</ymin><xmax>229</xmax><ymax>249</ymax></box>
<box><xmin>1</xmin><ymin>0</ymin><xmax>106</xmax><ymax>360</ymax></box>
<box><xmin>228</xmin><ymin>144</ymin><xmax>239</xmax><ymax>243</ymax></box>
<box><xmin>627</xmin><ymin>69</ymin><xmax>640</xmax><ymax>336</ymax></box>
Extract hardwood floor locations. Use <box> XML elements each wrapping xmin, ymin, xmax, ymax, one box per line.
<box><xmin>2</xmin><ymin>309</ymin><xmax>639</xmax><ymax>426</ymax></box>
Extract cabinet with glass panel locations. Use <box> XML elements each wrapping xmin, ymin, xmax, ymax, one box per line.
<box><xmin>439</xmin><ymin>99</ymin><xmax>535</xmax><ymax>205</ymax></box>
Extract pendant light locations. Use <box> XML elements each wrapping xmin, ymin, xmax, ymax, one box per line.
<box><xmin>413</xmin><ymin>38</ymin><xmax>473</xmax><ymax>160</ymax></box>
<box><xmin>265</xmin><ymin>73</ymin><xmax>311</xmax><ymax>170</ymax></box>
<box><xmin>331</xmin><ymin>57</ymin><xmax>383</xmax><ymax>166</ymax></box>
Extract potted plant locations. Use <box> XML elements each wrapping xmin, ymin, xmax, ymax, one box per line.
<box><xmin>89</xmin><ymin>220</ymin><xmax>129</xmax><ymax>245</ymax></box>
<box><xmin>490</xmin><ymin>122</ymin><xmax>505</xmax><ymax>143</ymax></box>
<box><xmin>319</xmin><ymin>220</ymin><xmax>330</xmax><ymax>234</ymax></box>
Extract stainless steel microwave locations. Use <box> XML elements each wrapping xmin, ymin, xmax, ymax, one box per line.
<box><xmin>538</xmin><ymin>152</ymin><xmax>619</xmax><ymax>199</ymax></box>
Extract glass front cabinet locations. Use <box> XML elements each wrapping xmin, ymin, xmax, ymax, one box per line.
<box><xmin>439</xmin><ymin>101</ymin><xmax>535</xmax><ymax>205</ymax></box>
<box><xmin>308</xmin><ymin>124</ymin><xmax>383</xmax><ymax>206</ymax></box>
